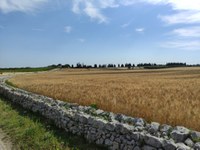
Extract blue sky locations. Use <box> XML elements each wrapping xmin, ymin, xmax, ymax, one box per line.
<box><xmin>0</xmin><ymin>0</ymin><xmax>200</xmax><ymax>67</ymax></box>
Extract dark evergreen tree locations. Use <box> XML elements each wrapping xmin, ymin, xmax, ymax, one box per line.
<box><xmin>94</xmin><ymin>64</ymin><xmax>97</xmax><ymax>68</ymax></box>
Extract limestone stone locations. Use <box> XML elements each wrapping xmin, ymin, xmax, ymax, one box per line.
<box><xmin>114</xmin><ymin>137</ymin><xmax>121</xmax><ymax>143</ymax></box>
<box><xmin>78</xmin><ymin>114</ymin><xmax>88</xmax><ymax>124</ymax></box>
<box><xmin>142</xmin><ymin>145</ymin><xmax>157</xmax><ymax>150</ymax></box>
<box><xmin>96</xmin><ymin>109</ymin><xmax>104</xmax><ymax>115</ymax></box>
<box><xmin>144</xmin><ymin>134</ymin><xmax>163</xmax><ymax>148</ymax></box>
<box><xmin>105</xmin><ymin>123</ymin><xmax>115</xmax><ymax>131</ymax></box>
<box><xmin>131</xmin><ymin>132</ymin><xmax>140</xmax><ymax>141</ymax></box>
<box><xmin>160</xmin><ymin>124</ymin><xmax>172</xmax><ymax>133</ymax></box>
<box><xmin>190</xmin><ymin>131</ymin><xmax>200</xmax><ymax>141</ymax></box>
<box><xmin>148</xmin><ymin>122</ymin><xmax>160</xmax><ymax>134</ymax></box>
<box><xmin>111</xmin><ymin>141</ymin><xmax>119</xmax><ymax>150</ymax></box>
<box><xmin>134</xmin><ymin>146</ymin><xmax>141</xmax><ymax>150</ymax></box>
<box><xmin>162</xmin><ymin>140</ymin><xmax>177</xmax><ymax>150</ymax></box>
<box><xmin>170</xmin><ymin>126</ymin><xmax>190</xmax><ymax>142</ymax></box>
<box><xmin>114</xmin><ymin>114</ymin><xmax>124</xmax><ymax>122</ymax></box>
<box><xmin>194</xmin><ymin>142</ymin><xmax>200</xmax><ymax>150</ymax></box>
<box><xmin>104</xmin><ymin>139</ymin><xmax>112</xmax><ymax>146</ymax></box>
<box><xmin>126</xmin><ymin>117</ymin><xmax>135</xmax><ymax>125</ymax></box>
<box><xmin>135</xmin><ymin>126</ymin><xmax>145</xmax><ymax>132</ymax></box>
<box><xmin>127</xmin><ymin>139</ymin><xmax>136</xmax><ymax>146</ymax></box>
<box><xmin>134</xmin><ymin>118</ymin><xmax>145</xmax><ymax>127</ymax></box>
<box><xmin>93</xmin><ymin>119</ymin><xmax>106</xmax><ymax>129</ymax></box>
<box><xmin>176</xmin><ymin>143</ymin><xmax>191</xmax><ymax>150</ymax></box>
<box><xmin>96</xmin><ymin>138</ymin><xmax>104</xmax><ymax>145</ymax></box>
<box><xmin>184</xmin><ymin>138</ymin><xmax>194</xmax><ymax>147</ymax></box>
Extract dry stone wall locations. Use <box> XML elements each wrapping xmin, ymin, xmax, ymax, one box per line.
<box><xmin>0</xmin><ymin>76</ymin><xmax>200</xmax><ymax>150</ymax></box>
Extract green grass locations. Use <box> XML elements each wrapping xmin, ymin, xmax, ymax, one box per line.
<box><xmin>0</xmin><ymin>97</ymin><xmax>106</xmax><ymax>150</ymax></box>
<box><xmin>0</xmin><ymin>67</ymin><xmax>55</xmax><ymax>73</ymax></box>
<box><xmin>193</xmin><ymin>138</ymin><xmax>200</xmax><ymax>143</ymax></box>
<box><xmin>5</xmin><ymin>80</ymin><xmax>18</xmax><ymax>88</ymax></box>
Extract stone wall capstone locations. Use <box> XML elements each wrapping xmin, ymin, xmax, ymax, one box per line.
<box><xmin>0</xmin><ymin>76</ymin><xmax>200</xmax><ymax>150</ymax></box>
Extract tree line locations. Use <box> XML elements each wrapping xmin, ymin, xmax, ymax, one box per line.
<box><xmin>1</xmin><ymin>62</ymin><xmax>200</xmax><ymax>71</ymax></box>
<box><xmin>48</xmin><ymin>62</ymin><xmax>200</xmax><ymax>69</ymax></box>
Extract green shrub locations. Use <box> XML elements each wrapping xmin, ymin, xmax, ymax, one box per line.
<box><xmin>90</xmin><ymin>103</ymin><xmax>98</xmax><ymax>109</ymax></box>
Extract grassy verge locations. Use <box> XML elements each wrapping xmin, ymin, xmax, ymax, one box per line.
<box><xmin>5</xmin><ymin>80</ymin><xmax>18</xmax><ymax>88</ymax></box>
<box><xmin>0</xmin><ymin>97</ymin><xmax>105</xmax><ymax>150</ymax></box>
<box><xmin>0</xmin><ymin>67</ymin><xmax>55</xmax><ymax>73</ymax></box>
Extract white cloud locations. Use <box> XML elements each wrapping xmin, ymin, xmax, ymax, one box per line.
<box><xmin>166</xmin><ymin>0</ymin><xmax>200</xmax><ymax>11</ymax></box>
<box><xmin>118</xmin><ymin>0</ymin><xmax>136</xmax><ymax>6</ymax></box>
<box><xmin>72</xmin><ymin>0</ymin><xmax>108</xmax><ymax>23</ymax></box>
<box><xmin>64</xmin><ymin>26</ymin><xmax>72</xmax><ymax>33</ymax></box>
<box><xmin>135</xmin><ymin>28</ymin><xmax>145</xmax><ymax>33</ymax></box>
<box><xmin>72</xmin><ymin>0</ymin><xmax>82</xmax><ymax>14</ymax></box>
<box><xmin>161</xmin><ymin>40</ymin><xmax>200</xmax><ymax>51</ymax></box>
<box><xmin>154</xmin><ymin>0</ymin><xmax>200</xmax><ymax>51</ymax></box>
<box><xmin>71</xmin><ymin>0</ymin><xmax>200</xmax><ymax>24</ymax></box>
<box><xmin>162</xmin><ymin>26</ymin><xmax>200</xmax><ymax>51</ymax></box>
<box><xmin>1</xmin><ymin>0</ymin><xmax>200</xmax><ymax>25</ymax></box>
<box><xmin>152</xmin><ymin>0</ymin><xmax>200</xmax><ymax>25</ymax></box>
<box><xmin>171</xmin><ymin>26</ymin><xmax>200</xmax><ymax>38</ymax></box>
<box><xmin>0</xmin><ymin>0</ymin><xmax>47</xmax><ymax>13</ymax></box>
<box><xmin>98</xmin><ymin>0</ymin><xmax>119</xmax><ymax>9</ymax></box>
<box><xmin>136</xmin><ymin>0</ymin><xmax>200</xmax><ymax>10</ymax></box>
<box><xmin>83</xmin><ymin>1</ymin><xmax>107</xmax><ymax>23</ymax></box>
<box><xmin>159</xmin><ymin>11</ymin><xmax>200</xmax><ymax>25</ymax></box>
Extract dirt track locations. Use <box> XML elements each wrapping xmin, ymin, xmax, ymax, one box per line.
<box><xmin>0</xmin><ymin>129</ymin><xmax>12</xmax><ymax>150</ymax></box>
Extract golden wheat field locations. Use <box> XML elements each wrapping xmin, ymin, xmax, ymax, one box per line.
<box><xmin>9</xmin><ymin>67</ymin><xmax>200</xmax><ymax>130</ymax></box>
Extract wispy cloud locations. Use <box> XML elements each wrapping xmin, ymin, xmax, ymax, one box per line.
<box><xmin>64</xmin><ymin>26</ymin><xmax>72</xmax><ymax>33</ymax></box>
<box><xmin>159</xmin><ymin>11</ymin><xmax>200</xmax><ymax>25</ymax></box>
<box><xmin>161</xmin><ymin>26</ymin><xmax>200</xmax><ymax>51</ymax></box>
<box><xmin>161</xmin><ymin>40</ymin><xmax>200</xmax><ymax>51</ymax></box>
<box><xmin>98</xmin><ymin>0</ymin><xmax>119</xmax><ymax>8</ymax></box>
<box><xmin>170</xmin><ymin>26</ymin><xmax>200</xmax><ymax>38</ymax></box>
<box><xmin>141</xmin><ymin>0</ymin><xmax>200</xmax><ymax>50</ymax></box>
<box><xmin>135</xmin><ymin>28</ymin><xmax>145</xmax><ymax>33</ymax></box>
<box><xmin>72</xmin><ymin>0</ymin><xmax>81</xmax><ymax>14</ymax></box>
<box><xmin>71</xmin><ymin>0</ymin><xmax>200</xmax><ymax>24</ymax></box>
<box><xmin>72</xmin><ymin>0</ymin><xmax>108</xmax><ymax>23</ymax></box>
<box><xmin>0</xmin><ymin>0</ymin><xmax>48</xmax><ymax>14</ymax></box>
<box><xmin>153</xmin><ymin>0</ymin><xmax>200</xmax><ymax>25</ymax></box>
<box><xmin>83</xmin><ymin>1</ymin><xmax>107</xmax><ymax>23</ymax></box>
<box><xmin>1</xmin><ymin>0</ymin><xmax>200</xmax><ymax>26</ymax></box>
